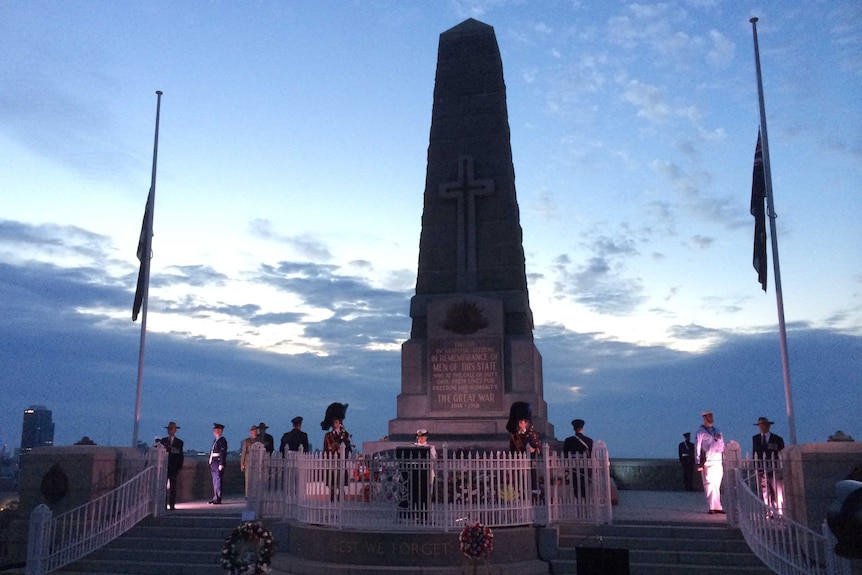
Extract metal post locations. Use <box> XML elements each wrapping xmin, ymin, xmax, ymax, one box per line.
<box><xmin>26</xmin><ymin>504</ymin><xmax>53</xmax><ymax>575</ymax></box>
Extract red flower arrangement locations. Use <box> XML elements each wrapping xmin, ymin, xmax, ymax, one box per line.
<box><xmin>459</xmin><ymin>521</ymin><xmax>493</xmax><ymax>558</ymax></box>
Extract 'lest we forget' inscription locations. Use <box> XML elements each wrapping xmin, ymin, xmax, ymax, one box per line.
<box><xmin>429</xmin><ymin>338</ymin><xmax>502</xmax><ymax>411</ymax></box>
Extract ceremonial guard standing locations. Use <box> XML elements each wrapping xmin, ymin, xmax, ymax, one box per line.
<box><xmin>209</xmin><ymin>423</ymin><xmax>227</xmax><ymax>504</ymax></box>
<box><xmin>280</xmin><ymin>416</ymin><xmax>310</xmax><ymax>455</ymax></box>
<box><xmin>678</xmin><ymin>432</ymin><xmax>695</xmax><ymax>491</ymax></box>
<box><xmin>159</xmin><ymin>421</ymin><xmax>184</xmax><ymax>509</ymax></box>
<box><xmin>321</xmin><ymin>403</ymin><xmax>352</xmax><ymax>501</ymax></box>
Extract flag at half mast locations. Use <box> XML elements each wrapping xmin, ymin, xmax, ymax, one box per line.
<box><xmin>750</xmin><ymin>132</ymin><xmax>767</xmax><ymax>291</ymax></box>
<box><xmin>132</xmin><ymin>187</ymin><xmax>154</xmax><ymax>321</ymax></box>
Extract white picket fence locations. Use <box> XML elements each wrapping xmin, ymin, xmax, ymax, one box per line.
<box><xmin>724</xmin><ymin>444</ymin><xmax>851</xmax><ymax>575</ymax></box>
<box><xmin>246</xmin><ymin>440</ymin><xmax>613</xmax><ymax>530</ymax></box>
<box><xmin>25</xmin><ymin>447</ymin><xmax>166</xmax><ymax>575</ymax></box>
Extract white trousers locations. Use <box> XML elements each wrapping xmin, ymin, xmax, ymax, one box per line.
<box><xmin>701</xmin><ymin>460</ymin><xmax>723</xmax><ymax>511</ymax></box>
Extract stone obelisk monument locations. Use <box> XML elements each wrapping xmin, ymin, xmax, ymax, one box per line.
<box><xmin>387</xmin><ymin>19</ymin><xmax>554</xmax><ymax>448</ymax></box>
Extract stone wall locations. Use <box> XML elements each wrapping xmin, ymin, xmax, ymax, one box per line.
<box><xmin>610</xmin><ymin>458</ymin><xmax>700</xmax><ymax>491</ymax></box>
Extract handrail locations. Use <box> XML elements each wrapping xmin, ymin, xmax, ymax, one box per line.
<box><xmin>26</xmin><ymin>446</ymin><xmax>166</xmax><ymax>575</ymax></box>
<box><xmin>724</xmin><ymin>443</ymin><xmax>850</xmax><ymax>575</ymax></box>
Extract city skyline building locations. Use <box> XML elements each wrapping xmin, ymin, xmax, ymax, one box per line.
<box><xmin>20</xmin><ymin>405</ymin><xmax>54</xmax><ymax>452</ymax></box>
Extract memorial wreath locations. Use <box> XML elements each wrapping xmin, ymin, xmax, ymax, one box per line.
<box><xmin>459</xmin><ymin>521</ymin><xmax>494</xmax><ymax>558</ymax></box>
<box><xmin>220</xmin><ymin>521</ymin><xmax>276</xmax><ymax>574</ymax></box>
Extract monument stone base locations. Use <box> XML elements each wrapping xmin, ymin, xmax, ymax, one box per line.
<box><xmin>782</xmin><ymin>441</ymin><xmax>862</xmax><ymax>529</ymax></box>
<box><xmin>271</xmin><ymin>521</ymin><xmax>550</xmax><ymax>574</ymax></box>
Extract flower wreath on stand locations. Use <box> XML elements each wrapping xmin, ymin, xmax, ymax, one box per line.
<box><xmin>459</xmin><ymin>521</ymin><xmax>494</xmax><ymax>574</ymax></box>
<box><xmin>220</xmin><ymin>521</ymin><xmax>276</xmax><ymax>575</ymax></box>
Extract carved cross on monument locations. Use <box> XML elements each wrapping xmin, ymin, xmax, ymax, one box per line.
<box><xmin>439</xmin><ymin>155</ymin><xmax>495</xmax><ymax>291</ymax></box>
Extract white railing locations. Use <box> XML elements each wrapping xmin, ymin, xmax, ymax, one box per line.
<box><xmin>540</xmin><ymin>441</ymin><xmax>613</xmax><ymax>525</ymax></box>
<box><xmin>26</xmin><ymin>446</ymin><xmax>166</xmax><ymax>575</ymax></box>
<box><xmin>724</xmin><ymin>444</ymin><xmax>850</xmax><ymax>575</ymax></box>
<box><xmin>247</xmin><ymin>441</ymin><xmax>612</xmax><ymax>530</ymax></box>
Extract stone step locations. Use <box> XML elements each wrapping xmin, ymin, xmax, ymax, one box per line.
<box><xmin>273</xmin><ymin>555</ymin><xmax>550</xmax><ymax>574</ymax></box>
<box><xmin>56</xmin><ymin>560</ymin><xmax>223</xmax><ymax>575</ymax></box>
<box><xmin>55</xmin><ymin>513</ymin><xmax>243</xmax><ymax>575</ymax></box>
<box><xmin>551</xmin><ymin>521</ymin><xmax>772</xmax><ymax>575</ymax></box>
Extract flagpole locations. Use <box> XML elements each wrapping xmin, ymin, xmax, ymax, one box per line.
<box><xmin>750</xmin><ymin>18</ymin><xmax>797</xmax><ymax>445</ymax></box>
<box><xmin>132</xmin><ymin>90</ymin><xmax>163</xmax><ymax>448</ymax></box>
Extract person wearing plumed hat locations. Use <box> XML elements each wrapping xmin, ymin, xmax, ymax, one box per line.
<box><xmin>280</xmin><ymin>416</ymin><xmax>310</xmax><ymax>455</ymax></box>
<box><xmin>321</xmin><ymin>403</ymin><xmax>352</xmax><ymax>501</ymax></box>
<box><xmin>208</xmin><ymin>423</ymin><xmax>227</xmax><ymax>504</ymax></box>
<box><xmin>158</xmin><ymin>421</ymin><xmax>184</xmax><ymax>509</ymax></box>
<box><xmin>753</xmin><ymin>416</ymin><xmax>785</xmax><ymax>510</ymax></box>
<box><xmin>507</xmin><ymin>401</ymin><xmax>541</xmax><ymax>455</ymax></box>
<box><xmin>507</xmin><ymin>402</ymin><xmax>542</xmax><ymax>499</ymax></box>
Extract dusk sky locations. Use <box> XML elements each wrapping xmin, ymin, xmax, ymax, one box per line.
<box><xmin>1</xmin><ymin>1</ymin><xmax>859</xmax><ymax>458</ymax></box>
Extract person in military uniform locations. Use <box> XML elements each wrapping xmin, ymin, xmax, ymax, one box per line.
<box><xmin>563</xmin><ymin>418</ymin><xmax>593</xmax><ymax>498</ymax></box>
<box><xmin>753</xmin><ymin>416</ymin><xmax>785</xmax><ymax>509</ymax></box>
<box><xmin>208</xmin><ymin>423</ymin><xmax>227</xmax><ymax>504</ymax></box>
<box><xmin>696</xmin><ymin>411</ymin><xmax>725</xmax><ymax>514</ymax></box>
<box><xmin>279</xmin><ymin>416</ymin><xmax>309</xmax><ymax>455</ymax></box>
<box><xmin>240</xmin><ymin>424</ymin><xmax>259</xmax><ymax>497</ymax></box>
<box><xmin>678</xmin><ymin>432</ymin><xmax>695</xmax><ymax>491</ymax></box>
<box><xmin>321</xmin><ymin>403</ymin><xmax>352</xmax><ymax>501</ymax></box>
<box><xmin>506</xmin><ymin>402</ymin><xmax>541</xmax><ymax>501</ymax></box>
<box><xmin>257</xmin><ymin>422</ymin><xmax>275</xmax><ymax>454</ymax></box>
<box><xmin>158</xmin><ymin>421</ymin><xmax>184</xmax><ymax>509</ymax></box>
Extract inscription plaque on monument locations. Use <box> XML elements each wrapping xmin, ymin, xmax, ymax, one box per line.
<box><xmin>429</xmin><ymin>337</ymin><xmax>502</xmax><ymax>412</ymax></box>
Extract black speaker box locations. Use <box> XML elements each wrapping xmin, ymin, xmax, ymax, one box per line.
<box><xmin>576</xmin><ymin>546</ymin><xmax>630</xmax><ymax>575</ymax></box>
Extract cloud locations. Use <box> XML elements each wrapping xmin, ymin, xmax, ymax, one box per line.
<box><xmin>622</xmin><ymin>80</ymin><xmax>670</xmax><ymax>122</ymax></box>
<box><xmin>249</xmin><ymin>219</ymin><xmax>333</xmax><ymax>261</ymax></box>
<box><xmin>1</xmin><ymin>218</ymin><xmax>859</xmax><ymax>459</ymax></box>
<box><xmin>706</xmin><ymin>30</ymin><xmax>734</xmax><ymax>68</ymax></box>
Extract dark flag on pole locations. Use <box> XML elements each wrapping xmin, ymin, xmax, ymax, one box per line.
<box><xmin>132</xmin><ymin>188</ymin><xmax>154</xmax><ymax>321</ymax></box>
<box><xmin>750</xmin><ymin>132</ymin><xmax>768</xmax><ymax>291</ymax></box>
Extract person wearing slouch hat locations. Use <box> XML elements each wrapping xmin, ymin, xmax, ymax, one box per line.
<box><xmin>158</xmin><ymin>421</ymin><xmax>184</xmax><ymax>509</ymax></box>
<box><xmin>753</xmin><ymin>416</ymin><xmax>785</xmax><ymax>510</ymax></box>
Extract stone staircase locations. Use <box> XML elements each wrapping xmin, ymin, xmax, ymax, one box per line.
<box><xmin>55</xmin><ymin>513</ymin><xmax>240</xmax><ymax>575</ymax></box>
<box><xmin>550</xmin><ymin>520</ymin><xmax>773</xmax><ymax>575</ymax></box>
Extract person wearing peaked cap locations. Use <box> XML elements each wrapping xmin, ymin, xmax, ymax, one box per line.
<box><xmin>695</xmin><ymin>411</ymin><xmax>726</xmax><ymax>514</ymax></box>
<box><xmin>753</xmin><ymin>416</ymin><xmax>785</xmax><ymax>510</ymax></box>
<box><xmin>678</xmin><ymin>432</ymin><xmax>695</xmax><ymax>491</ymax></box>
<box><xmin>240</xmin><ymin>424</ymin><xmax>259</xmax><ymax>497</ymax></box>
<box><xmin>563</xmin><ymin>419</ymin><xmax>593</xmax><ymax>457</ymax></box>
<box><xmin>208</xmin><ymin>423</ymin><xmax>227</xmax><ymax>504</ymax></box>
<box><xmin>280</xmin><ymin>416</ymin><xmax>310</xmax><ymax>456</ymax></box>
<box><xmin>321</xmin><ymin>402</ymin><xmax>352</xmax><ymax>501</ymax></box>
<box><xmin>256</xmin><ymin>422</ymin><xmax>274</xmax><ymax>454</ymax></box>
<box><xmin>414</xmin><ymin>429</ymin><xmax>437</xmax><ymax>460</ymax></box>
<box><xmin>563</xmin><ymin>418</ymin><xmax>593</xmax><ymax>499</ymax></box>
<box><xmin>158</xmin><ymin>422</ymin><xmax>184</xmax><ymax>509</ymax></box>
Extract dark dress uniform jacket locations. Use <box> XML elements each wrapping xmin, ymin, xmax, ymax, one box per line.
<box><xmin>160</xmin><ymin>436</ymin><xmax>185</xmax><ymax>477</ymax></box>
<box><xmin>279</xmin><ymin>429</ymin><xmax>309</xmax><ymax>455</ymax></box>
<box><xmin>753</xmin><ymin>432</ymin><xmax>785</xmax><ymax>459</ymax></box>
<box><xmin>210</xmin><ymin>436</ymin><xmax>228</xmax><ymax>467</ymax></box>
